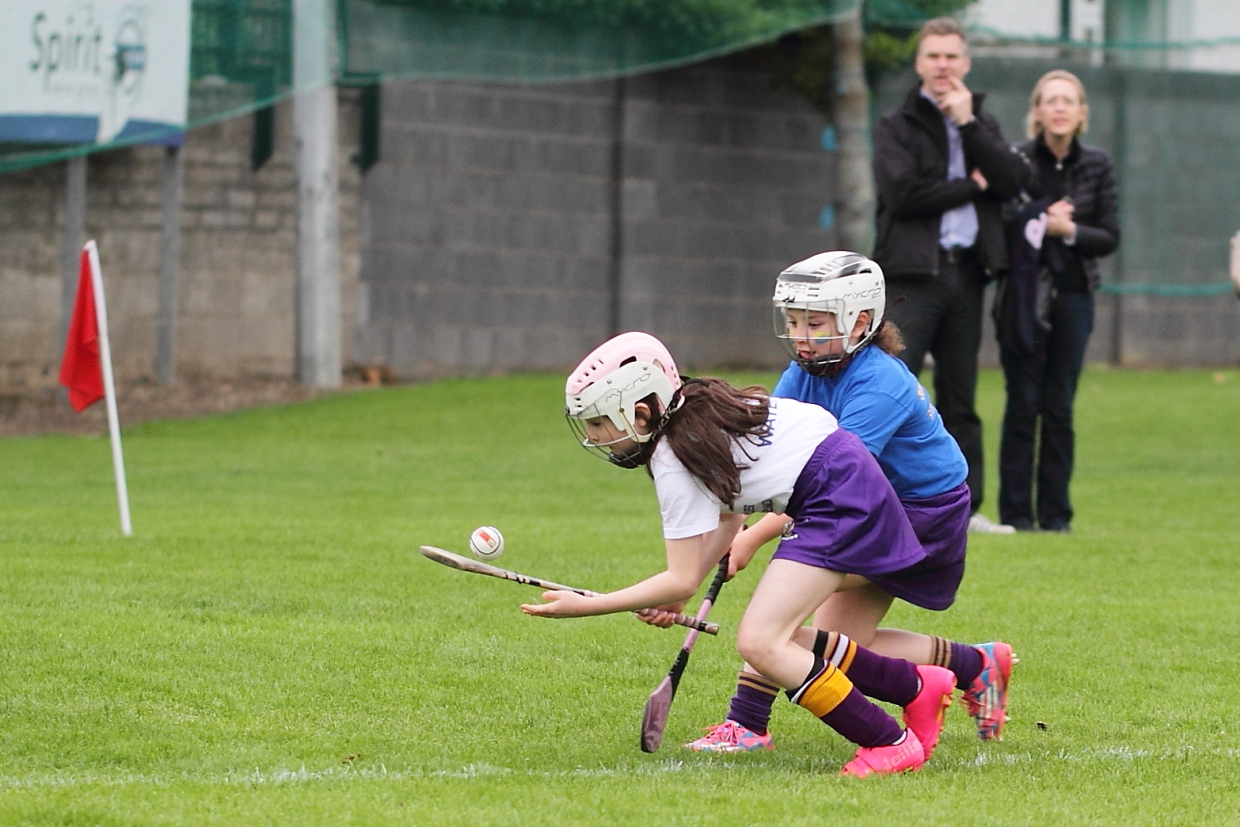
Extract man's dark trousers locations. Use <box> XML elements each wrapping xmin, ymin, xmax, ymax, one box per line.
<box><xmin>885</xmin><ymin>248</ymin><xmax>987</xmax><ymax>512</ymax></box>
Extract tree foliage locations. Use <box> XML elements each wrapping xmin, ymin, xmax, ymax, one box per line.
<box><xmin>864</xmin><ymin>0</ymin><xmax>977</xmax><ymax>75</ymax></box>
<box><xmin>734</xmin><ymin>0</ymin><xmax>974</xmax><ymax>115</ymax></box>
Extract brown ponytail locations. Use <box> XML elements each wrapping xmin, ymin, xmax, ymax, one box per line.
<box><xmin>650</xmin><ymin>378</ymin><xmax>771</xmax><ymax>505</ymax></box>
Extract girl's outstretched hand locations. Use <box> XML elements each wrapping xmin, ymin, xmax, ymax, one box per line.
<box><xmin>521</xmin><ymin>589</ymin><xmax>597</xmax><ymax>619</ymax></box>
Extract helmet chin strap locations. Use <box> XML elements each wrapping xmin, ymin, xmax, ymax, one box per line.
<box><xmin>607</xmin><ymin>442</ymin><xmax>652</xmax><ymax>469</ymax></box>
<box><xmin>798</xmin><ymin>352</ymin><xmax>854</xmax><ymax>377</ymax></box>
<box><xmin>796</xmin><ymin>336</ymin><xmax>872</xmax><ymax>377</ymax></box>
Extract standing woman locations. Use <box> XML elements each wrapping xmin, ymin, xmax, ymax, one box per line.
<box><xmin>998</xmin><ymin>70</ymin><xmax>1120</xmax><ymax>533</ymax></box>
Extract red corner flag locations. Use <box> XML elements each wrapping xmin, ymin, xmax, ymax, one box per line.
<box><xmin>58</xmin><ymin>249</ymin><xmax>105</xmax><ymax>412</ymax></box>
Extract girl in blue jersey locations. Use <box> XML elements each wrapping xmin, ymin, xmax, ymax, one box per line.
<box><xmin>687</xmin><ymin>252</ymin><xmax>1014</xmax><ymax>755</ymax></box>
<box><xmin>522</xmin><ymin>331</ymin><xmax>956</xmax><ymax>777</ymax></box>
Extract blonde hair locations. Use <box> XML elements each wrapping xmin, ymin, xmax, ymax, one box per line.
<box><xmin>1026</xmin><ymin>70</ymin><xmax>1089</xmax><ymax>139</ymax></box>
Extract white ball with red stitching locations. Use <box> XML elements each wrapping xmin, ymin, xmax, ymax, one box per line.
<box><xmin>469</xmin><ymin>526</ymin><xmax>505</xmax><ymax>561</ymax></box>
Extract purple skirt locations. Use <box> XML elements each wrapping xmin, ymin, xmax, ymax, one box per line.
<box><xmin>875</xmin><ymin>482</ymin><xmax>970</xmax><ymax>611</ymax></box>
<box><xmin>773</xmin><ymin>429</ymin><xmax>924</xmax><ymax>578</ymax></box>
<box><xmin>772</xmin><ymin>431</ymin><xmax>967</xmax><ymax>611</ymax></box>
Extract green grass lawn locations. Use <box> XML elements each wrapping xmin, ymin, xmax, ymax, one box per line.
<box><xmin>1</xmin><ymin>368</ymin><xmax>1237</xmax><ymax>826</ymax></box>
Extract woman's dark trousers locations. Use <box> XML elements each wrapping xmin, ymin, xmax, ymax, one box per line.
<box><xmin>998</xmin><ymin>291</ymin><xmax>1095</xmax><ymax>530</ymax></box>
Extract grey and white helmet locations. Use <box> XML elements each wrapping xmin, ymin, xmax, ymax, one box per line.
<box><xmin>772</xmin><ymin>251</ymin><xmax>885</xmax><ymax>376</ymax></box>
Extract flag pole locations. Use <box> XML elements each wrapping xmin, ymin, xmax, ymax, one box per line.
<box><xmin>85</xmin><ymin>241</ymin><xmax>132</xmax><ymax>536</ymax></box>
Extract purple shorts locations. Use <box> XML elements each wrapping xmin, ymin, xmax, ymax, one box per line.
<box><xmin>773</xmin><ymin>429</ymin><xmax>925</xmax><ymax>583</ymax></box>
<box><xmin>772</xmin><ymin>431</ymin><xmax>969</xmax><ymax>611</ymax></box>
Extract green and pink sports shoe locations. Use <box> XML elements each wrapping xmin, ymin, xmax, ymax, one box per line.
<box><xmin>963</xmin><ymin>641</ymin><xmax>1016</xmax><ymax>740</ymax></box>
<box><xmin>684</xmin><ymin>720</ymin><xmax>774</xmax><ymax>753</ymax></box>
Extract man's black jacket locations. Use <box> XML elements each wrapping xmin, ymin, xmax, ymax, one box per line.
<box><xmin>872</xmin><ymin>84</ymin><xmax>1027</xmax><ymax>279</ymax></box>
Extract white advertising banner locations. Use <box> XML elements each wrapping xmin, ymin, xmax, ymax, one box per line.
<box><xmin>0</xmin><ymin>0</ymin><xmax>191</xmax><ymax>145</ymax></box>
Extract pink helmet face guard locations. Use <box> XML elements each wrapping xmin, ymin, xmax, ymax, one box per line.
<box><xmin>565</xmin><ymin>332</ymin><xmax>681</xmax><ymax>464</ymax></box>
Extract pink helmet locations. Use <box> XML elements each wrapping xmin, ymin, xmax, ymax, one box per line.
<box><xmin>565</xmin><ymin>332</ymin><xmax>682</xmax><ymax>463</ymax></box>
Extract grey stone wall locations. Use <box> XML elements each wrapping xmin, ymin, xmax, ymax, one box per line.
<box><xmin>0</xmin><ymin>88</ymin><xmax>363</xmax><ymax>392</ymax></box>
<box><xmin>0</xmin><ymin>163</ymin><xmax>62</xmax><ymax>390</ymax></box>
<box><xmin>353</xmin><ymin>59</ymin><xmax>839</xmax><ymax>378</ymax></box>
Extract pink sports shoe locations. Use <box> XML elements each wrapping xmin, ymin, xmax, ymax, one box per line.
<box><xmin>903</xmin><ymin>665</ymin><xmax>955</xmax><ymax>761</ymax></box>
<box><xmin>840</xmin><ymin>730</ymin><xmax>925</xmax><ymax>778</ymax></box>
<box><xmin>684</xmin><ymin>720</ymin><xmax>774</xmax><ymax>753</ymax></box>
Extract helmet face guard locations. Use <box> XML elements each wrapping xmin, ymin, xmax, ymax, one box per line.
<box><xmin>773</xmin><ymin>302</ymin><xmax>853</xmax><ymax>375</ymax></box>
<box><xmin>565</xmin><ymin>416</ymin><xmax>651</xmax><ymax>468</ymax></box>
<box><xmin>564</xmin><ymin>332</ymin><xmax>682</xmax><ymax>467</ymax></box>
<box><xmin>772</xmin><ymin>252</ymin><xmax>885</xmax><ymax>376</ymax></box>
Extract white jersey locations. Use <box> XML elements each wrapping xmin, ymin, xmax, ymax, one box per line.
<box><xmin>649</xmin><ymin>396</ymin><xmax>840</xmax><ymax>540</ymax></box>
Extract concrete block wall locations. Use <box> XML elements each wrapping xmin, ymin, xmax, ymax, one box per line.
<box><xmin>354</xmin><ymin>57</ymin><xmax>838</xmax><ymax>378</ymax></box>
<box><xmin>617</xmin><ymin>64</ymin><xmax>840</xmax><ymax>370</ymax></box>
<box><xmin>0</xmin><ymin>87</ymin><xmax>363</xmax><ymax>393</ymax></box>
<box><xmin>0</xmin><ymin>165</ymin><xmax>63</xmax><ymax>390</ymax></box>
<box><xmin>354</xmin><ymin>78</ymin><xmax>621</xmax><ymax>377</ymax></box>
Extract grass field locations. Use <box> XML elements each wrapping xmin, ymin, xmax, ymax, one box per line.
<box><xmin>1</xmin><ymin>367</ymin><xmax>1238</xmax><ymax>826</ymax></box>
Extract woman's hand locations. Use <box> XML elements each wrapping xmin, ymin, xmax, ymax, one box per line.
<box><xmin>1045</xmin><ymin>198</ymin><xmax>1076</xmax><ymax>238</ymax></box>
<box><xmin>520</xmin><ymin>590</ymin><xmax>599</xmax><ymax>619</ymax></box>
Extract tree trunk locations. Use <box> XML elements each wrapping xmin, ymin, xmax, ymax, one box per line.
<box><xmin>833</xmin><ymin>5</ymin><xmax>874</xmax><ymax>254</ymax></box>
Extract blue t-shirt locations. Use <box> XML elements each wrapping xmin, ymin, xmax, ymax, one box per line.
<box><xmin>772</xmin><ymin>346</ymin><xmax>967</xmax><ymax>499</ymax></box>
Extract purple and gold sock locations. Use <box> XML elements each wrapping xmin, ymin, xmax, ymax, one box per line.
<box><xmin>788</xmin><ymin>655</ymin><xmax>904</xmax><ymax>747</ymax></box>
<box><xmin>930</xmin><ymin>636</ymin><xmax>984</xmax><ymax>689</ymax></box>
<box><xmin>821</xmin><ymin>690</ymin><xmax>907</xmax><ymax>747</ymax></box>
<box><xmin>726</xmin><ymin>671</ymin><xmax>780</xmax><ymax>735</ymax></box>
<box><xmin>814</xmin><ymin>630</ymin><xmax>919</xmax><ymax>706</ymax></box>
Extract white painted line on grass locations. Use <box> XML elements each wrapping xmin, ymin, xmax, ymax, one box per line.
<box><xmin>2</xmin><ymin>745</ymin><xmax>1236</xmax><ymax>790</ymax></box>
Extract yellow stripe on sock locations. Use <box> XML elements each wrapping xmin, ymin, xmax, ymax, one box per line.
<box><xmin>738</xmin><ymin>672</ymin><xmax>781</xmax><ymax>697</ymax></box>
<box><xmin>795</xmin><ymin>663</ymin><xmax>854</xmax><ymax>718</ymax></box>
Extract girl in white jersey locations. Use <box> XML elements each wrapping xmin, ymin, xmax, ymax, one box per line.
<box><xmin>521</xmin><ymin>331</ymin><xmax>955</xmax><ymax>777</ymax></box>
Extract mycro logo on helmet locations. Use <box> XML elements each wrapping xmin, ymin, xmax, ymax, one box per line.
<box><xmin>594</xmin><ymin>369</ymin><xmax>654</xmax><ymax>411</ymax></box>
<box><xmin>778</xmin><ymin>286</ymin><xmax>880</xmax><ymax>305</ymax></box>
<box><xmin>840</xmin><ymin>287</ymin><xmax>882</xmax><ymax>300</ymax></box>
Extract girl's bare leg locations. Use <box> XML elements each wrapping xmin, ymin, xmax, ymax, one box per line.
<box><xmin>814</xmin><ymin>585</ymin><xmax>934</xmax><ymax>665</ymax></box>
<box><xmin>735</xmin><ymin>559</ymin><xmax>844</xmax><ymax>687</ymax></box>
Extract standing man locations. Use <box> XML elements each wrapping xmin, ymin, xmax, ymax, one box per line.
<box><xmin>872</xmin><ymin>17</ymin><xmax>1026</xmax><ymax>534</ymax></box>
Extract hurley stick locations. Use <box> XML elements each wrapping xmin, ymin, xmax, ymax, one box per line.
<box><xmin>419</xmin><ymin>546</ymin><xmax>719</xmax><ymax>635</ymax></box>
<box><xmin>639</xmin><ymin>553</ymin><xmax>730</xmax><ymax>753</ymax></box>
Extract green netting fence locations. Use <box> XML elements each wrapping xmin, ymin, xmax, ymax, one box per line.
<box><xmin>0</xmin><ymin>0</ymin><xmax>863</xmax><ymax>176</ymax></box>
